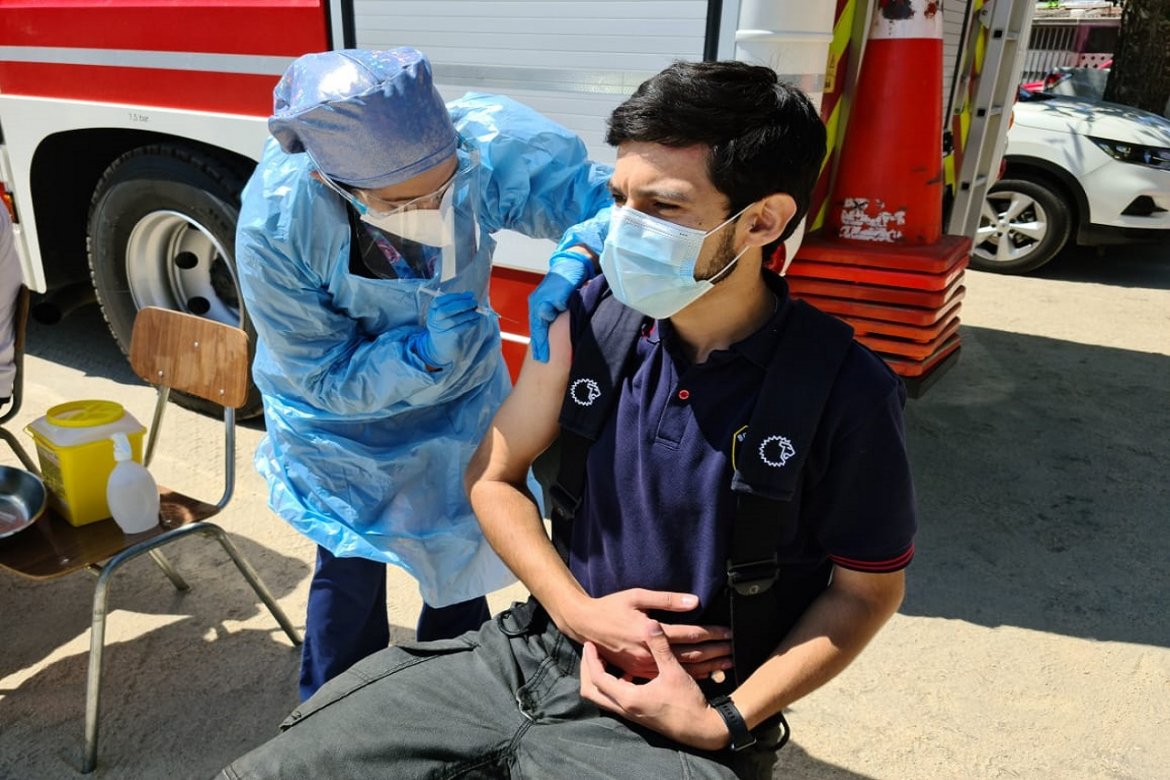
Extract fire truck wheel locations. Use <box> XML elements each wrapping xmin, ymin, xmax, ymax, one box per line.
<box><xmin>971</xmin><ymin>177</ymin><xmax>1072</xmax><ymax>275</ymax></box>
<box><xmin>87</xmin><ymin>143</ymin><xmax>264</xmax><ymax>418</ymax></box>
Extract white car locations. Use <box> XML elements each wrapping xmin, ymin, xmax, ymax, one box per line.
<box><xmin>973</xmin><ymin>90</ymin><xmax>1170</xmax><ymax>274</ymax></box>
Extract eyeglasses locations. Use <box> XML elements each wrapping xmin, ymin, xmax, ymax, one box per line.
<box><xmin>356</xmin><ymin>168</ymin><xmax>459</xmax><ymax>216</ymax></box>
<box><xmin>311</xmin><ymin>146</ymin><xmax>474</xmax><ymax>219</ymax></box>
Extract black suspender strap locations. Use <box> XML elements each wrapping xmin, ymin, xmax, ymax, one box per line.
<box><xmin>546</xmin><ymin>292</ymin><xmax>647</xmax><ymax>563</ymax></box>
<box><xmin>729</xmin><ymin>300</ymin><xmax>855</xmax><ymax>499</ymax></box>
<box><xmin>723</xmin><ymin>300</ymin><xmax>856</xmax><ymax>687</ymax></box>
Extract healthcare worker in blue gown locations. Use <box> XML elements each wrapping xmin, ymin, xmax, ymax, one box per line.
<box><xmin>235</xmin><ymin>48</ymin><xmax>612</xmax><ymax>701</ymax></box>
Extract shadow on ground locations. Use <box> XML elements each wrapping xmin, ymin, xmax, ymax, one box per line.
<box><xmin>0</xmin><ymin>533</ymin><xmax>309</xmax><ymax>778</ymax></box>
<box><xmin>23</xmin><ymin>302</ymin><xmax>135</xmax><ymax>384</ymax></box>
<box><xmin>901</xmin><ymin>324</ymin><xmax>1169</xmax><ymax>647</ymax></box>
<box><xmin>1032</xmin><ymin>240</ymin><xmax>1170</xmax><ymax>289</ymax></box>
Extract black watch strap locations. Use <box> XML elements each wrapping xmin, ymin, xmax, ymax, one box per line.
<box><xmin>710</xmin><ymin>695</ymin><xmax>756</xmax><ymax>752</ymax></box>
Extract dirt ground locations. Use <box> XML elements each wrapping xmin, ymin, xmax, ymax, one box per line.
<box><xmin>1</xmin><ymin>242</ymin><xmax>1167</xmax><ymax>780</ymax></box>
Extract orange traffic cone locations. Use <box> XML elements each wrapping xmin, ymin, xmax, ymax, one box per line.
<box><xmin>827</xmin><ymin>0</ymin><xmax>944</xmax><ymax>245</ymax></box>
<box><xmin>786</xmin><ymin>1</ymin><xmax>967</xmax><ymax>396</ymax></box>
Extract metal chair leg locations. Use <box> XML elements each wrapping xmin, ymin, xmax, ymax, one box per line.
<box><xmin>0</xmin><ymin>426</ymin><xmax>40</xmax><ymax>473</ymax></box>
<box><xmin>204</xmin><ymin>524</ymin><xmax>302</xmax><ymax>646</ymax></box>
<box><xmin>75</xmin><ymin>522</ymin><xmax>300</xmax><ymax>772</ymax></box>
<box><xmin>148</xmin><ymin>549</ymin><xmax>190</xmax><ymax>591</ymax></box>
<box><xmin>82</xmin><ymin>560</ymin><xmax>120</xmax><ymax>773</ymax></box>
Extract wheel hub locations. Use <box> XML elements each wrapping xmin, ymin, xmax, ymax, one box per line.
<box><xmin>975</xmin><ymin>189</ymin><xmax>1051</xmax><ymax>266</ymax></box>
<box><xmin>124</xmin><ymin>210</ymin><xmax>242</xmax><ymax>326</ymax></box>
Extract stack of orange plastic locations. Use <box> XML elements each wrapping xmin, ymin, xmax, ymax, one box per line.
<box><xmin>787</xmin><ymin>235</ymin><xmax>967</xmax><ymax>394</ymax></box>
<box><xmin>785</xmin><ymin>0</ymin><xmax>966</xmax><ymax>396</ymax></box>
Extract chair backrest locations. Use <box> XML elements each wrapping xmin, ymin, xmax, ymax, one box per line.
<box><xmin>128</xmin><ymin>307</ymin><xmax>249</xmax><ymax>408</ymax></box>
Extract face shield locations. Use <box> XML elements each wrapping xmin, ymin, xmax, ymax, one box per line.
<box><xmin>315</xmin><ymin>144</ymin><xmax>481</xmax><ymax>283</ymax></box>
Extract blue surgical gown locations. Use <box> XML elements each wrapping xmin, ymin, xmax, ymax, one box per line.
<box><xmin>236</xmin><ymin>93</ymin><xmax>613</xmax><ymax>607</ymax></box>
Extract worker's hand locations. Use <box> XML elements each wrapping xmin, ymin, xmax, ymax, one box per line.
<box><xmin>528</xmin><ymin>250</ymin><xmax>594</xmax><ymax>363</ymax></box>
<box><xmin>409</xmin><ymin>291</ymin><xmax>487</xmax><ymax>369</ymax></box>
<box><xmin>556</xmin><ymin>588</ymin><xmax>732</xmax><ymax>680</ymax></box>
<box><xmin>580</xmin><ymin>621</ymin><xmax>729</xmax><ymax>751</ymax></box>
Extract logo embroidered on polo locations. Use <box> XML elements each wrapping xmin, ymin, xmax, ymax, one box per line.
<box><xmin>759</xmin><ymin>435</ymin><xmax>796</xmax><ymax>468</ymax></box>
<box><xmin>569</xmin><ymin>378</ymin><xmax>602</xmax><ymax>407</ymax></box>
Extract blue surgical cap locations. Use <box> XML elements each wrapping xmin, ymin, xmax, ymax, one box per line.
<box><xmin>269</xmin><ymin>48</ymin><xmax>457</xmax><ymax>189</ymax></box>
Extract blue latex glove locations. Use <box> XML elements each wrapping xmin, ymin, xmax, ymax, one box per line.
<box><xmin>528</xmin><ymin>252</ymin><xmax>594</xmax><ymax>363</ymax></box>
<box><xmin>409</xmin><ymin>291</ymin><xmax>484</xmax><ymax>369</ymax></box>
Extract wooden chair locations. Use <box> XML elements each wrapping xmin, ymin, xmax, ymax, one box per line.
<box><xmin>0</xmin><ymin>305</ymin><xmax>301</xmax><ymax>773</ymax></box>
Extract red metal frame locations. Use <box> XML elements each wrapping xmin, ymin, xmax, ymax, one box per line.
<box><xmin>489</xmin><ymin>266</ymin><xmax>540</xmax><ymax>381</ymax></box>
<box><xmin>0</xmin><ymin>1</ymin><xmax>328</xmax><ymax>112</ymax></box>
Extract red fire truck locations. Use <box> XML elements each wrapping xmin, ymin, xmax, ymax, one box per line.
<box><xmin>0</xmin><ymin>0</ymin><xmax>1032</xmax><ymax>408</ymax></box>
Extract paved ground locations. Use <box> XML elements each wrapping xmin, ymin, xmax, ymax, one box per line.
<box><xmin>1</xmin><ymin>241</ymin><xmax>1167</xmax><ymax>779</ymax></box>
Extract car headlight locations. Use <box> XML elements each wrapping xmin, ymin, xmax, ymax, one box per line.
<box><xmin>1090</xmin><ymin>137</ymin><xmax>1170</xmax><ymax>170</ymax></box>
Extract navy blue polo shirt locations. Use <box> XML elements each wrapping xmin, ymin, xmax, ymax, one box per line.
<box><xmin>565</xmin><ymin>272</ymin><xmax>916</xmax><ymax>621</ymax></box>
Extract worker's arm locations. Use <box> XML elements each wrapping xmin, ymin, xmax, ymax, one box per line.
<box><xmin>466</xmin><ymin>312</ymin><xmax>731</xmax><ymax>679</ymax></box>
<box><xmin>449</xmin><ymin>94</ymin><xmax>613</xmax><ymax>241</ymax></box>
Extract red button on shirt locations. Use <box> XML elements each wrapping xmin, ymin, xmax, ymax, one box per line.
<box><xmin>677</xmin><ymin>389</ymin><xmax>690</xmax><ymax>401</ymax></box>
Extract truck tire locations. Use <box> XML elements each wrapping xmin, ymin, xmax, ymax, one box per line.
<box><xmin>971</xmin><ymin>177</ymin><xmax>1072</xmax><ymax>275</ymax></box>
<box><xmin>87</xmin><ymin>144</ymin><xmax>264</xmax><ymax>418</ymax></box>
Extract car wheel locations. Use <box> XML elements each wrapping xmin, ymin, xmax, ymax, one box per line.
<box><xmin>971</xmin><ymin>177</ymin><xmax>1072</xmax><ymax>274</ymax></box>
<box><xmin>87</xmin><ymin>144</ymin><xmax>263</xmax><ymax>418</ymax></box>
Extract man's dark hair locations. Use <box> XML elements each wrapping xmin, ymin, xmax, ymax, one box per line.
<box><xmin>606</xmin><ymin>60</ymin><xmax>827</xmax><ymax>253</ymax></box>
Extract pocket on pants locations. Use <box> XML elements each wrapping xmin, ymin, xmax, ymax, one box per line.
<box><xmin>281</xmin><ymin>634</ymin><xmax>479</xmax><ymax>730</ymax></box>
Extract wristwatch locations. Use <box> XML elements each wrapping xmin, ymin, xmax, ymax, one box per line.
<box><xmin>710</xmin><ymin>695</ymin><xmax>756</xmax><ymax>751</ymax></box>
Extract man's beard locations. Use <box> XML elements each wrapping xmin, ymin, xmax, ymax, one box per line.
<box><xmin>695</xmin><ymin>225</ymin><xmax>741</xmax><ymax>285</ymax></box>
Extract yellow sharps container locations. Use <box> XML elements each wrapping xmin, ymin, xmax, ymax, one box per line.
<box><xmin>26</xmin><ymin>400</ymin><xmax>146</xmax><ymax>526</ymax></box>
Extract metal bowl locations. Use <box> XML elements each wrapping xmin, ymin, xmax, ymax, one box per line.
<box><xmin>0</xmin><ymin>465</ymin><xmax>48</xmax><ymax>539</ymax></box>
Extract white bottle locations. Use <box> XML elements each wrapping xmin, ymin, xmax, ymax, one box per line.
<box><xmin>106</xmin><ymin>432</ymin><xmax>160</xmax><ymax>534</ymax></box>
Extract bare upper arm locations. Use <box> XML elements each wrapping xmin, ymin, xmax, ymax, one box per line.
<box><xmin>829</xmin><ymin>566</ymin><xmax>906</xmax><ymax>617</ymax></box>
<box><xmin>466</xmin><ymin>312</ymin><xmax>572</xmax><ymax>488</ymax></box>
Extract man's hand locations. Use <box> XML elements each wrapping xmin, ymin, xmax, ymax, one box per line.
<box><xmin>556</xmin><ymin>588</ymin><xmax>733</xmax><ymax>680</ymax></box>
<box><xmin>580</xmin><ymin>621</ymin><xmax>730</xmax><ymax>751</ymax></box>
<box><xmin>527</xmin><ymin>248</ymin><xmax>594</xmax><ymax>363</ymax></box>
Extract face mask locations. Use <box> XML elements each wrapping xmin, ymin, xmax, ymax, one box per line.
<box><xmin>362</xmin><ymin>183</ymin><xmax>455</xmax><ymax>249</ymax></box>
<box><xmin>316</xmin><ymin>164</ymin><xmax>465</xmax><ymax>282</ymax></box>
<box><xmin>599</xmin><ymin>204</ymin><xmax>753</xmax><ymax>319</ymax></box>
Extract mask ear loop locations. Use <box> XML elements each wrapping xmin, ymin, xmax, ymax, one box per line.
<box><xmin>704</xmin><ymin>201</ymin><xmax>755</xmax><ymax>238</ymax></box>
<box><xmin>705</xmin><ymin>241</ymin><xmax>752</xmax><ymax>284</ymax></box>
<box><xmin>702</xmin><ymin>208</ymin><xmax>756</xmax><ymax>284</ymax></box>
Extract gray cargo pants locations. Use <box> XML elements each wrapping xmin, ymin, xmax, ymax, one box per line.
<box><xmin>219</xmin><ymin>600</ymin><xmax>782</xmax><ymax>779</ymax></box>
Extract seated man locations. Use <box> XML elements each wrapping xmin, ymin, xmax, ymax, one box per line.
<box><xmin>220</xmin><ymin>60</ymin><xmax>916</xmax><ymax>780</ymax></box>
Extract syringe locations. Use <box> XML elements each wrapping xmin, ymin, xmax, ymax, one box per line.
<box><xmin>417</xmin><ymin>286</ymin><xmax>499</xmax><ymax>318</ymax></box>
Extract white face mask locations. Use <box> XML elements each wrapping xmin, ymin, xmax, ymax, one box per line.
<box><xmin>362</xmin><ymin>183</ymin><xmax>455</xmax><ymax>249</ymax></box>
<box><xmin>317</xmin><ymin>167</ymin><xmax>462</xmax><ymax>282</ymax></box>
<box><xmin>599</xmin><ymin>204</ymin><xmax>752</xmax><ymax>319</ymax></box>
